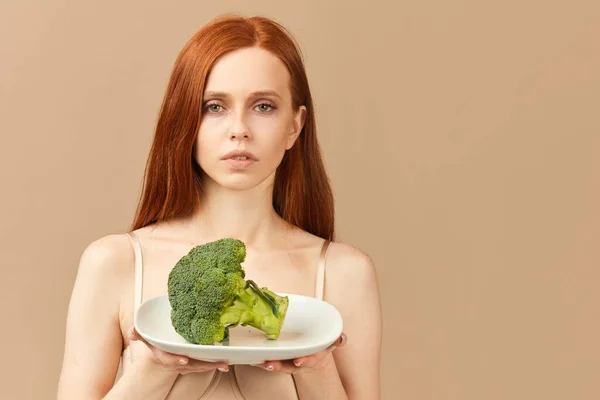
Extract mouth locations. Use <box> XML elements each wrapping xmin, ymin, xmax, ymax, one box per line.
<box><xmin>221</xmin><ymin>150</ymin><xmax>258</xmax><ymax>161</ymax></box>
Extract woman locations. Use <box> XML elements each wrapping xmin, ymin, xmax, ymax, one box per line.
<box><xmin>57</xmin><ymin>15</ymin><xmax>382</xmax><ymax>400</ymax></box>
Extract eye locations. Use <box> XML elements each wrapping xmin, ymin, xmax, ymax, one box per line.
<box><xmin>204</xmin><ymin>103</ymin><xmax>223</xmax><ymax>113</ymax></box>
<box><xmin>255</xmin><ymin>102</ymin><xmax>276</xmax><ymax>112</ymax></box>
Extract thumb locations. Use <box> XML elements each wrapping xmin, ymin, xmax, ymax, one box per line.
<box><xmin>333</xmin><ymin>333</ymin><xmax>348</xmax><ymax>348</ymax></box>
<box><xmin>128</xmin><ymin>326</ymin><xmax>190</xmax><ymax>365</ymax></box>
<box><xmin>128</xmin><ymin>326</ymin><xmax>150</xmax><ymax>346</ymax></box>
<box><xmin>128</xmin><ymin>326</ymin><xmax>140</xmax><ymax>340</ymax></box>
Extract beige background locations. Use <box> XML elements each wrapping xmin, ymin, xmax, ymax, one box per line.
<box><xmin>1</xmin><ymin>0</ymin><xmax>599</xmax><ymax>399</ymax></box>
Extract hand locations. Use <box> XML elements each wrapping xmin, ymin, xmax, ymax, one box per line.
<box><xmin>252</xmin><ymin>332</ymin><xmax>347</xmax><ymax>374</ymax></box>
<box><xmin>128</xmin><ymin>326</ymin><xmax>230</xmax><ymax>374</ymax></box>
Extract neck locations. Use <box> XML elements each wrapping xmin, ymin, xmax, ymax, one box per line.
<box><xmin>188</xmin><ymin>176</ymin><xmax>288</xmax><ymax>248</ymax></box>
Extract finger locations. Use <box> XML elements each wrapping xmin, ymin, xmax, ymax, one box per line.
<box><xmin>319</xmin><ymin>332</ymin><xmax>347</xmax><ymax>355</ymax></box>
<box><xmin>155</xmin><ymin>350</ymin><xmax>191</xmax><ymax>367</ymax></box>
<box><xmin>293</xmin><ymin>354</ymin><xmax>319</xmax><ymax>368</ymax></box>
<box><xmin>179</xmin><ymin>359</ymin><xmax>230</xmax><ymax>374</ymax></box>
<box><xmin>251</xmin><ymin>361</ymin><xmax>276</xmax><ymax>372</ymax></box>
<box><xmin>128</xmin><ymin>327</ymin><xmax>190</xmax><ymax>366</ymax></box>
<box><xmin>256</xmin><ymin>360</ymin><xmax>300</xmax><ymax>374</ymax></box>
<box><xmin>330</xmin><ymin>332</ymin><xmax>347</xmax><ymax>349</ymax></box>
<box><xmin>186</xmin><ymin>359</ymin><xmax>229</xmax><ymax>370</ymax></box>
<box><xmin>293</xmin><ymin>335</ymin><xmax>346</xmax><ymax>368</ymax></box>
<box><xmin>128</xmin><ymin>326</ymin><xmax>148</xmax><ymax>344</ymax></box>
<box><xmin>129</xmin><ymin>326</ymin><xmax>162</xmax><ymax>352</ymax></box>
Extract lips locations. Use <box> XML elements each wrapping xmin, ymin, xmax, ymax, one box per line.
<box><xmin>220</xmin><ymin>149</ymin><xmax>258</xmax><ymax>170</ymax></box>
<box><xmin>221</xmin><ymin>150</ymin><xmax>258</xmax><ymax>161</ymax></box>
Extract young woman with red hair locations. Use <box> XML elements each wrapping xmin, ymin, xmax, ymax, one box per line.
<box><xmin>58</xmin><ymin>15</ymin><xmax>382</xmax><ymax>400</ymax></box>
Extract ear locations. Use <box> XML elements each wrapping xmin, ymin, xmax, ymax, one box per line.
<box><xmin>286</xmin><ymin>105</ymin><xmax>307</xmax><ymax>150</ymax></box>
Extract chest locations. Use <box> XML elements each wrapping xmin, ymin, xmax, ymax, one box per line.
<box><xmin>138</xmin><ymin>245</ymin><xmax>319</xmax><ymax>305</ymax></box>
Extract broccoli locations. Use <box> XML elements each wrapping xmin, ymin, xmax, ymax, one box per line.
<box><xmin>167</xmin><ymin>238</ymin><xmax>289</xmax><ymax>345</ymax></box>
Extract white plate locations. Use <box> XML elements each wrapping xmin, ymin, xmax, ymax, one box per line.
<box><xmin>134</xmin><ymin>293</ymin><xmax>343</xmax><ymax>365</ymax></box>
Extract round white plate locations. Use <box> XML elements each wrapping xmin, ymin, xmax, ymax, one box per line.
<box><xmin>134</xmin><ymin>293</ymin><xmax>343</xmax><ymax>365</ymax></box>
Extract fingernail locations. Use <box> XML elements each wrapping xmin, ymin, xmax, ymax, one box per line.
<box><xmin>178</xmin><ymin>359</ymin><xmax>188</xmax><ymax>365</ymax></box>
<box><xmin>294</xmin><ymin>361</ymin><xmax>303</xmax><ymax>367</ymax></box>
<box><xmin>218</xmin><ymin>367</ymin><xmax>229</xmax><ymax>372</ymax></box>
<box><xmin>266</xmin><ymin>365</ymin><xmax>274</xmax><ymax>371</ymax></box>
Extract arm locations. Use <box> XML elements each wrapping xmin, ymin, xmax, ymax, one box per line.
<box><xmin>56</xmin><ymin>235</ymin><xmax>179</xmax><ymax>400</ymax></box>
<box><xmin>294</xmin><ymin>244</ymin><xmax>383</xmax><ymax>400</ymax></box>
<box><xmin>102</xmin><ymin>357</ymin><xmax>179</xmax><ymax>400</ymax></box>
<box><xmin>292</xmin><ymin>353</ymin><xmax>348</xmax><ymax>400</ymax></box>
<box><xmin>328</xmin><ymin>244</ymin><xmax>382</xmax><ymax>399</ymax></box>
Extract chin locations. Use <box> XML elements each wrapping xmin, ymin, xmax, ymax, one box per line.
<box><xmin>207</xmin><ymin>172</ymin><xmax>273</xmax><ymax>192</ymax></box>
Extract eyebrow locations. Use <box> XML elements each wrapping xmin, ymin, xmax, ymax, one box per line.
<box><xmin>203</xmin><ymin>90</ymin><xmax>282</xmax><ymax>100</ymax></box>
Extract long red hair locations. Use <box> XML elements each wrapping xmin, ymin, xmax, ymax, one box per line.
<box><xmin>130</xmin><ymin>15</ymin><xmax>334</xmax><ymax>240</ymax></box>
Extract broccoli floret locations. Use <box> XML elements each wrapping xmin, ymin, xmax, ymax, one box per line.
<box><xmin>167</xmin><ymin>238</ymin><xmax>289</xmax><ymax>345</ymax></box>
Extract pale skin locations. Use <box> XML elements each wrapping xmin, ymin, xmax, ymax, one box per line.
<box><xmin>57</xmin><ymin>47</ymin><xmax>382</xmax><ymax>399</ymax></box>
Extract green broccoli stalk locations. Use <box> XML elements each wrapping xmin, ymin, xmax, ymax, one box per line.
<box><xmin>167</xmin><ymin>238</ymin><xmax>289</xmax><ymax>345</ymax></box>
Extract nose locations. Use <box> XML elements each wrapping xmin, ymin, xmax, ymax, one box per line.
<box><xmin>229</xmin><ymin>112</ymin><xmax>251</xmax><ymax>141</ymax></box>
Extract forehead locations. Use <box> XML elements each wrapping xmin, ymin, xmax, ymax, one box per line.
<box><xmin>204</xmin><ymin>47</ymin><xmax>291</xmax><ymax>100</ymax></box>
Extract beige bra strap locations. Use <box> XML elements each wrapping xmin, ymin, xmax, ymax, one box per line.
<box><xmin>314</xmin><ymin>240</ymin><xmax>331</xmax><ymax>300</ymax></box>
<box><xmin>126</xmin><ymin>232</ymin><xmax>144</xmax><ymax>315</ymax></box>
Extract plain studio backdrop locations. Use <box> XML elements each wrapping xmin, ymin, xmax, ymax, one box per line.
<box><xmin>1</xmin><ymin>1</ymin><xmax>599</xmax><ymax>399</ymax></box>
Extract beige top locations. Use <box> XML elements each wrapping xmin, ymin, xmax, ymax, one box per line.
<box><xmin>120</xmin><ymin>231</ymin><xmax>331</xmax><ymax>399</ymax></box>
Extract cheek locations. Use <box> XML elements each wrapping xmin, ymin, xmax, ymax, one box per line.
<box><xmin>252</xmin><ymin>121</ymin><xmax>291</xmax><ymax>164</ymax></box>
<box><xmin>193</xmin><ymin>140</ymin><xmax>210</xmax><ymax>172</ymax></box>
<box><xmin>197</xmin><ymin>118</ymin><xmax>223</xmax><ymax>144</ymax></box>
<box><xmin>195</xmin><ymin>119</ymin><xmax>222</xmax><ymax>161</ymax></box>
<box><xmin>249</xmin><ymin>116</ymin><xmax>291</xmax><ymax>146</ymax></box>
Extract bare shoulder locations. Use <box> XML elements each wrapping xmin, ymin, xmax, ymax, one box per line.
<box><xmin>80</xmin><ymin>233</ymin><xmax>133</xmax><ymax>269</ymax></box>
<box><xmin>326</xmin><ymin>241</ymin><xmax>377</xmax><ymax>283</ymax></box>
<box><xmin>287</xmin><ymin>227</ymin><xmax>377</xmax><ymax>282</ymax></box>
<box><xmin>69</xmin><ymin>232</ymin><xmax>139</xmax><ymax>334</ymax></box>
<box><xmin>75</xmin><ymin>232</ymin><xmax>135</xmax><ymax>291</ymax></box>
<box><xmin>321</xmin><ymin>241</ymin><xmax>381</xmax><ymax>319</ymax></box>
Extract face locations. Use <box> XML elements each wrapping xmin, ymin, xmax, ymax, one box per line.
<box><xmin>194</xmin><ymin>47</ymin><xmax>306</xmax><ymax>191</ymax></box>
